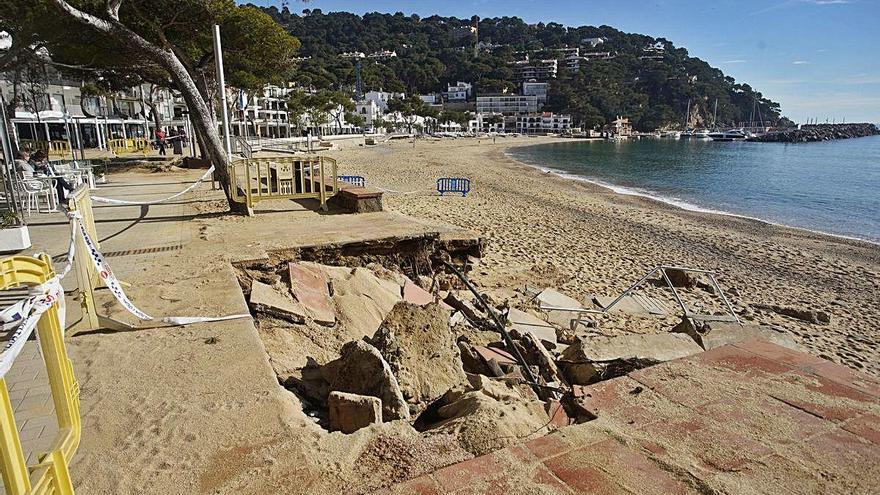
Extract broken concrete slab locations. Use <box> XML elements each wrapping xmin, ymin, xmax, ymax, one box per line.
<box><xmin>535</xmin><ymin>288</ymin><xmax>583</xmax><ymax>329</ymax></box>
<box><xmin>249</xmin><ymin>280</ymin><xmax>306</xmax><ymax>323</ymax></box>
<box><xmin>520</xmin><ymin>333</ymin><xmax>566</xmax><ymax>388</ymax></box>
<box><xmin>672</xmin><ymin>318</ymin><xmax>801</xmax><ymax>351</ymax></box>
<box><xmin>752</xmin><ymin>303</ymin><xmax>831</xmax><ymax>325</ymax></box>
<box><xmin>288</xmin><ymin>262</ymin><xmax>336</xmax><ymax>326</ymax></box>
<box><xmin>369</xmin><ymin>302</ymin><xmax>465</xmax><ymax>415</ymax></box>
<box><xmin>506</xmin><ymin>308</ymin><xmax>558</xmax><ymax>346</ymax></box>
<box><xmin>473</xmin><ymin>345</ymin><xmax>518</xmax><ymax>366</ymax></box>
<box><xmin>591</xmin><ymin>293</ymin><xmax>671</xmax><ymax>317</ymax></box>
<box><xmin>328</xmin><ymin>391</ymin><xmax>383</xmax><ymax>434</ymax></box>
<box><xmin>559</xmin><ymin>333</ymin><xmax>703</xmax><ymax>385</ymax></box>
<box><xmin>402</xmin><ymin>278</ymin><xmax>434</xmax><ymax>306</ymax></box>
<box><xmin>443</xmin><ymin>291</ymin><xmax>487</xmax><ymax>327</ymax></box>
<box><xmin>316</xmin><ymin>266</ymin><xmax>402</xmax><ymax>340</ymax></box>
<box><xmin>422</xmin><ymin>376</ymin><xmax>555</xmax><ymax>456</ymax></box>
<box><xmin>322</xmin><ymin>340</ymin><xmax>410</xmax><ymax>421</ymax></box>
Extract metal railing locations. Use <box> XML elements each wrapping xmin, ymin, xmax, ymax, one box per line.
<box><xmin>229</xmin><ymin>156</ymin><xmax>338</xmax><ymax>211</ymax></box>
<box><xmin>540</xmin><ymin>265</ymin><xmax>741</xmax><ymax>327</ymax></box>
<box><xmin>232</xmin><ymin>136</ymin><xmax>253</xmax><ymax>158</ymax></box>
<box><xmin>0</xmin><ymin>255</ymin><xmax>81</xmax><ymax>495</ymax></box>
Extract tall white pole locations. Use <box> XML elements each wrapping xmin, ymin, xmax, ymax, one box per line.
<box><xmin>213</xmin><ymin>24</ymin><xmax>233</xmax><ymax>160</ymax></box>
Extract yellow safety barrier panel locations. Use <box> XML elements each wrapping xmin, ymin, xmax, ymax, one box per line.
<box><xmin>228</xmin><ymin>156</ymin><xmax>338</xmax><ymax>214</ymax></box>
<box><xmin>64</xmin><ymin>186</ymin><xmax>130</xmax><ymax>334</ymax></box>
<box><xmin>0</xmin><ymin>255</ymin><xmax>81</xmax><ymax>495</ymax></box>
<box><xmin>107</xmin><ymin>138</ymin><xmax>149</xmax><ymax>156</ymax></box>
<box><xmin>18</xmin><ymin>140</ymin><xmax>49</xmax><ymax>153</ymax></box>
<box><xmin>48</xmin><ymin>141</ymin><xmax>72</xmax><ymax>159</ymax></box>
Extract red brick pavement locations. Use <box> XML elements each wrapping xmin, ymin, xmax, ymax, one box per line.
<box><xmin>380</xmin><ymin>339</ymin><xmax>880</xmax><ymax>495</ymax></box>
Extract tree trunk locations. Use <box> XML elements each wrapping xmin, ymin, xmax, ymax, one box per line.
<box><xmin>50</xmin><ymin>0</ymin><xmax>247</xmax><ymax>213</ymax></box>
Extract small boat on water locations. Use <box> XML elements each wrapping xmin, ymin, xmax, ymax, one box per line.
<box><xmin>709</xmin><ymin>129</ymin><xmax>747</xmax><ymax>141</ymax></box>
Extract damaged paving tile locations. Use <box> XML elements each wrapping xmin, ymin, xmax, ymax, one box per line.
<box><xmin>507</xmin><ymin>307</ymin><xmax>557</xmax><ymax>345</ymax></box>
<box><xmin>402</xmin><ymin>278</ymin><xmax>435</xmax><ymax>306</ymax></box>
<box><xmin>288</xmin><ymin>262</ymin><xmax>336</xmax><ymax>325</ymax></box>
<box><xmin>473</xmin><ymin>345</ymin><xmax>518</xmax><ymax>366</ymax></box>
<box><xmin>535</xmin><ymin>288</ymin><xmax>583</xmax><ymax>330</ymax></box>
<box><xmin>250</xmin><ymin>279</ymin><xmax>306</xmax><ymax>322</ymax></box>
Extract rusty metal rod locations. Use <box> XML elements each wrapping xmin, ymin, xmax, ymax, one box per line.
<box><xmin>441</xmin><ymin>260</ymin><xmax>541</xmax><ymax>392</ymax></box>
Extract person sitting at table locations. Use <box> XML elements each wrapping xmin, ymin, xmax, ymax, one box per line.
<box><xmin>30</xmin><ymin>150</ymin><xmax>74</xmax><ymax>203</ymax></box>
<box><xmin>15</xmin><ymin>151</ymin><xmax>35</xmax><ymax>178</ymax></box>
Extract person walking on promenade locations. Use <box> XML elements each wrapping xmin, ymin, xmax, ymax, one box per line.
<box><xmin>156</xmin><ymin>127</ymin><xmax>167</xmax><ymax>156</ymax></box>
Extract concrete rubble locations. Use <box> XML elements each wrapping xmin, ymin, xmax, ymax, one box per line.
<box><xmin>368</xmin><ymin>302</ymin><xmax>466</xmax><ymax>416</ymax></box>
<box><xmin>328</xmin><ymin>391</ymin><xmax>383</xmax><ymax>433</ymax></box>
<box><xmin>321</xmin><ymin>340</ymin><xmax>411</xmax><ymax>421</ymax></box>
<box><xmin>558</xmin><ymin>333</ymin><xmax>703</xmax><ymax>385</ymax></box>
<box><xmin>248</xmin><ymin>258</ymin><xmax>802</xmax><ymax>458</ymax></box>
<box><xmin>249</xmin><ymin>279</ymin><xmax>306</xmax><ymax>323</ymax></box>
<box><xmin>673</xmin><ymin>317</ymin><xmax>801</xmax><ymax>351</ymax></box>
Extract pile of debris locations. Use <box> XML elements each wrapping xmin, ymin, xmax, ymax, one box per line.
<box><xmin>242</xmin><ymin>258</ymin><xmax>798</xmax><ymax>458</ymax></box>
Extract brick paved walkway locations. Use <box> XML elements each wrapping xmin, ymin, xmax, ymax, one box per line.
<box><xmin>1</xmin><ymin>340</ymin><xmax>59</xmax><ymax>494</ymax></box>
<box><xmin>381</xmin><ymin>340</ymin><xmax>880</xmax><ymax>494</ymax></box>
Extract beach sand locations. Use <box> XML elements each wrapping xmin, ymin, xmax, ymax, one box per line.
<box><xmin>327</xmin><ymin>136</ymin><xmax>880</xmax><ymax>376</ymax></box>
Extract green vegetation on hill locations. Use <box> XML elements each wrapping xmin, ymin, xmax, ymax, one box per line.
<box><xmin>258</xmin><ymin>7</ymin><xmax>791</xmax><ymax>131</ymax></box>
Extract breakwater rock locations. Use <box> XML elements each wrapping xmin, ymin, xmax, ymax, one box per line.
<box><xmin>749</xmin><ymin>123</ymin><xmax>880</xmax><ymax>143</ymax></box>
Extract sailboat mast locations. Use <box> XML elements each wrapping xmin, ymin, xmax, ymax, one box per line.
<box><xmin>684</xmin><ymin>99</ymin><xmax>690</xmax><ymax>129</ymax></box>
<box><xmin>712</xmin><ymin>99</ymin><xmax>718</xmax><ymax>130</ymax></box>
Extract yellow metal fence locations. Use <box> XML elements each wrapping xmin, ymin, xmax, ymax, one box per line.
<box><xmin>107</xmin><ymin>138</ymin><xmax>150</xmax><ymax>156</ymax></box>
<box><xmin>0</xmin><ymin>255</ymin><xmax>81</xmax><ymax>495</ymax></box>
<box><xmin>229</xmin><ymin>156</ymin><xmax>338</xmax><ymax>211</ymax></box>
<box><xmin>18</xmin><ymin>140</ymin><xmax>73</xmax><ymax>159</ymax></box>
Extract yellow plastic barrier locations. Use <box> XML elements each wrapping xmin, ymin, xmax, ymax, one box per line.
<box><xmin>0</xmin><ymin>254</ymin><xmax>81</xmax><ymax>495</ymax></box>
<box><xmin>107</xmin><ymin>138</ymin><xmax>149</xmax><ymax>156</ymax></box>
<box><xmin>48</xmin><ymin>141</ymin><xmax>71</xmax><ymax>159</ymax></box>
<box><xmin>19</xmin><ymin>140</ymin><xmax>49</xmax><ymax>153</ymax></box>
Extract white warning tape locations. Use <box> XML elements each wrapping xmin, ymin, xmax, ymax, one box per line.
<box><xmin>90</xmin><ymin>165</ymin><xmax>215</xmax><ymax>205</ymax></box>
<box><xmin>0</xmin><ymin>199</ymin><xmax>250</xmax><ymax>378</ymax></box>
<box><xmin>76</xmin><ymin>217</ymin><xmax>249</xmax><ymax>325</ymax></box>
<box><xmin>0</xmin><ymin>278</ymin><xmax>64</xmax><ymax>378</ymax></box>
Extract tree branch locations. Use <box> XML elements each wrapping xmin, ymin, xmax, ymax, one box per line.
<box><xmin>107</xmin><ymin>0</ymin><xmax>123</xmax><ymax>21</ymax></box>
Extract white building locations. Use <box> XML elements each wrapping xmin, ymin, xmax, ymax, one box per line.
<box><xmin>355</xmin><ymin>100</ymin><xmax>381</xmax><ymax>132</ymax></box>
<box><xmin>444</xmin><ymin>82</ymin><xmax>473</xmax><ymax>102</ymax></box>
<box><xmin>0</xmin><ymin>74</ymin><xmax>186</xmax><ymax>151</ymax></box>
<box><xmin>522</xmin><ymin>81</ymin><xmax>549</xmax><ymax>106</ymax></box>
<box><xmin>363</xmin><ymin>90</ymin><xmax>405</xmax><ymax>113</ymax></box>
<box><xmin>515</xmin><ymin>112</ymin><xmax>572</xmax><ymax>134</ymax></box>
<box><xmin>476</xmin><ymin>95</ymin><xmax>538</xmax><ymax>116</ymax></box>
<box><xmin>582</xmin><ymin>37</ymin><xmax>605</xmax><ymax>48</ymax></box>
<box><xmin>511</xmin><ymin>58</ymin><xmax>558</xmax><ymax>82</ymax></box>
<box><xmin>232</xmin><ymin>84</ymin><xmax>293</xmax><ymax>138</ymax></box>
<box><xmin>468</xmin><ymin>113</ymin><xmax>507</xmax><ymax>133</ymax></box>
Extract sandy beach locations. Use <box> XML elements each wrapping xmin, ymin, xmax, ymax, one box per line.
<box><xmin>327</xmin><ymin>136</ymin><xmax>880</xmax><ymax>377</ymax></box>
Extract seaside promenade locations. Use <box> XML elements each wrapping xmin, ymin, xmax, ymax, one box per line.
<box><xmin>2</xmin><ymin>154</ymin><xmax>878</xmax><ymax>494</ymax></box>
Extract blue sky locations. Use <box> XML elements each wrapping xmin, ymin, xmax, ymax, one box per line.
<box><xmin>250</xmin><ymin>0</ymin><xmax>880</xmax><ymax>123</ymax></box>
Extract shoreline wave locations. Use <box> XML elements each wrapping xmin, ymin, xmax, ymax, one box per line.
<box><xmin>505</xmin><ymin>148</ymin><xmax>880</xmax><ymax>247</ymax></box>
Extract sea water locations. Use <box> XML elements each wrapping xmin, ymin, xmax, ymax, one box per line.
<box><xmin>508</xmin><ymin>135</ymin><xmax>880</xmax><ymax>243</ymax></box>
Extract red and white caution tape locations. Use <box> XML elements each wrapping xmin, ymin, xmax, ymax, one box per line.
<box><xmin>90</xmin><ymin>165</ymin><xmax>215</xmax><ymax>205</ymax></box>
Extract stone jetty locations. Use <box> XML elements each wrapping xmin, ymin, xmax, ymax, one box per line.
<box><xmin>749</xmin><ymin>123</ymin><xmax>879</xmax><ymax>143</ymax></box>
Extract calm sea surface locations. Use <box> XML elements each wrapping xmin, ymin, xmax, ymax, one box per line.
<box><xmin>508</xmin><ymin>135</ymin><xmax>880</xmax><ymax>243</ymax></box>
